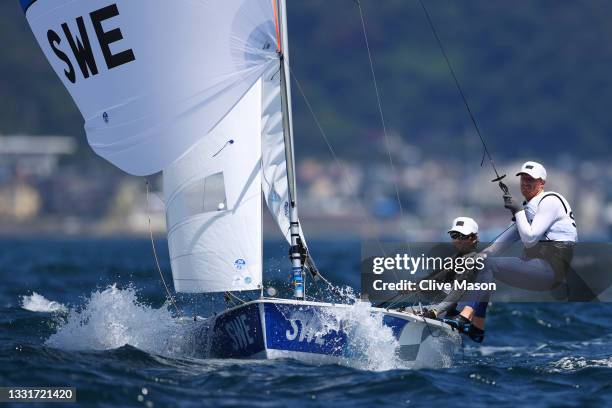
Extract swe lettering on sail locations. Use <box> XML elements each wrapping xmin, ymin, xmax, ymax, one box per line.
<box><xmin>46</xmin><ymin>4</ymin><xmax>135</xmax><ymax>84</ymax></box>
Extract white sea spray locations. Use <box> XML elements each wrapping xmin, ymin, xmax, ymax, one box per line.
<box><xmin>21</xmin><ymin>292</ymin><xmax>68</xmax><ymax>313</ymax></box>
<box><xmin>45</xmin><ymin>285</ymin><xmax>198</xmax><ymax>357</ymax></box>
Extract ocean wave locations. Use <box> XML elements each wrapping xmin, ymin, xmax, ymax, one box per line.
<box><xmin>45</xmin><ymin>285</ymin><xmax>197</xmax><ymax>357</ymax></box>
<box><xmin>20</xmin><ymin>292</ymin><xmax>68</xmax><ymax>313</ymax></box>
<box><xmin>476</xmin><ymin>345</ymin><xmax>525</xmax><ymax>357</ymax></box>
<box><xmin>548</xmin><ymin>356</ymin><xmax>612</xmax><ymax>372</ymax></box>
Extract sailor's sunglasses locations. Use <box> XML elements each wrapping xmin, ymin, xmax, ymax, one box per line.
<box><xmin>449</xmin><ymin>231</ymin><xmax>470</xmax><ymax>240</ymax></box>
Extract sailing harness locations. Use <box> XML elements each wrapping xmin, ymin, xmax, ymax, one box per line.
<box><xmin>523</xmin><ymin>241</ymin><xmax>574</xmax><ymax>287</ymax></box>
<box><xmin>522</xmin><ymin>192</ymin><xmax>576</xmax><ymax>286</ymax></box>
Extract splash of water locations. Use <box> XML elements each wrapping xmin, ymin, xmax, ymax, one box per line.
<box><xmin>281</xmin><ymin>298</ymin><xmax>458</xmax><ymax>371</ymax></box>
<box><xmin>310</xmin><ymin>284</ymin><xmax>458</xmax><ymax>370</ymax></box>
<box><xmin>332</xmin><ymin>301</ymin><xmax>404</xmax><ymax>371</ymax></box>
<box><xmin>549</xmin><ymin>356</ymin><xmax>612</xmax><ymax>372</ymax></box>
<box><xmin>21</xmin><ymin>292</ymin><xmax>68</xmax><ymax>313</ymax></box>
<box><xmin>45</xmin><ymin>285</ymin><xmax>196</xmax><ymax>357</ymax></box>
<box><xmin>275</xmin><ymin>299</ymin><xmax>403</xmax><ymax>371</ymax></box>
<box><xmin>43</xmin><ymin>283</ymin><xmax>457</xmax><ymax>370</ymax></box>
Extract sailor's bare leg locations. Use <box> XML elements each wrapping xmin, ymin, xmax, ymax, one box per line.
<box><xmin>459</xmin><ymin>305</ymin><xmax>473</xmax><ymax>319</ymax></box>
<box><xmin>459</xmin><ymin>306</ymin><xmax>485</xmax><ymax>330</ymax></box>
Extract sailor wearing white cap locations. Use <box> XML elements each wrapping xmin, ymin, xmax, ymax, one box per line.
<box><xmin>414</xmin><ymin>217</ymin><xmax>487</xmax><ymax>342</ymax></box>
<box><xmin>441</xmin><ymin>161</ymin><xmax>577</xmax><ymax>338</ymax></box>
<box><xmin>515</xmin><ymin>160</ymin><xmax>547</xmax><ymax>181</ymax></box>
<box><xmin>447</xmin><ymin>217</ymin><xmax>482</xmax><ymax>261</ymax></box>
<box><xmin>441</xmin><ymin>216</ymin><xmax>488</xmax><ymax>342</ymax></box>
<box><xmin>504</xmin><ymin>160</ymin><xmax>576</xmax><ymax>245</ymax></box>
<box><xmin>448</xmin><ymin>216</ymin><xmax>479</xmax><ymax>236</ymax></box>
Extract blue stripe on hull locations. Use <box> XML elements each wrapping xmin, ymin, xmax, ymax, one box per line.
<box><xmin>205</xmin><ymin>301</ymin><xmax>414</xmax><ymax>359</ymax></box>
<box><xmin>209</xmin><ymin>303</ymin><xmax>265</xmax><ymax>358</ymax></box>
<box><xmin>263</xmin><ymin>303</ymin><xmax>410</xmax><ymax>357</ymax></box>
<box><xmin>264</xmin><ymin>303</ymin><xmax>347</xmax><ymax>356</ymax></box>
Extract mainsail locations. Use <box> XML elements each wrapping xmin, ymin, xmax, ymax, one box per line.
<box><xmin>163</xmin><ymin>80</ymin><xmax>263</xmax><ymax>293</ymax></box>
<box><xmin>21</xmin><ymin>0</ymin><xmax>305</xmax><ymax>295</ymax></box>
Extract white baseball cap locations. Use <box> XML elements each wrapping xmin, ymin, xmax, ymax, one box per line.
<box><xmin>448</xmin><ymin>217</ymin><xmax>479</xmax><ymax>236</ymax></box>
<box><xmin>516</xmin><ymin>161</ymin><xmax>547</xmax><ymax>181</ymax></box>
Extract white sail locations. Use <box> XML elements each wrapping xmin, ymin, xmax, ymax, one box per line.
<box><xmin>23</xmin><ymin>0</ymin><xmax>307</xmax><ymax>292</ymax></box>
<box><xmin>22</xmin><ymin>0</ymin><xmax>278</xmax><ymax>175</ymax></box>
<box><xmin>260</xmin><ymin>66</ymin><xmax>308</xmax><ymax>248</ymax></box>
<box><xmin>261</xmin><ymin>64</ymin><xmax>292</xmax><ymax>241</ymax></box>
<box><xmin>163</xmin><ymin>80</ymin><xmax>263</xmax><ymax>293</ymax></box>
<box><xmin>261</xmin><ymin>0</ymin><xmax>303</xmax><ymax>246</ymax></box>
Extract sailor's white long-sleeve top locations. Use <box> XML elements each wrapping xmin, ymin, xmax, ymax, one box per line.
<box><xmin>483</xmin><ymin>190</ymin><xmax>577</xmax><ymax>255</ymax></box>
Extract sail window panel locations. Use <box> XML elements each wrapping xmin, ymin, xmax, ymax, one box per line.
<box><xmin>201</xmin><ymin>172</ymin><xmax>228</xmax><ymax>212</ymax></box>
<box><xmin>167</xmin><ymin>172</ymin><xmax>228</xmax><ymax>228</ymax></box>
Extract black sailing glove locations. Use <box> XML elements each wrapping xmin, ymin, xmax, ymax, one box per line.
<box><xmin>503</xmin><ymin>194</ymin><xmax>523</xmax><ymax>215</ymax></box>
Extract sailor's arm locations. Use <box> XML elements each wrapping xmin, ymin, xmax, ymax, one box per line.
<box><xmin>481</xmin><ymin>223</ymin><xmax>520</xmax><ymax>256</ymax></box>
<box><xmin>515</xmin><ymin>198</ymin><xmax>560</xmax><ymax>247</ymax></box>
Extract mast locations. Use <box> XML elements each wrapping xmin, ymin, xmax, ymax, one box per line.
<box><xmin>275</xmin><ymin>0</ymin><xmax>304</xmax><ymax>299</ymax></box>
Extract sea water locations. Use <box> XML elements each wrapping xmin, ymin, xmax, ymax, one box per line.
<box><xmin>1</xmin><ymin>238</ymin><xmax>611</xmax><ymax>407</ymax></box>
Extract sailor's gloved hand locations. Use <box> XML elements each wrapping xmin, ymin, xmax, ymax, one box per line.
<box><xmin>416</xmin><ymin>307</ymin><xmax>437</xmax><ymax>319</ymax></box>
<box><xmin>503</xmin><ymin>194</ymin><xmax>523</xmax><ymax>215</ymax></box>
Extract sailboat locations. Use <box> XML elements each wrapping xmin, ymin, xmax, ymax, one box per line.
<box><xmin>21</xmin><ymin>0</ymin><xmax>459</xmax><ymax>367</ymax></box>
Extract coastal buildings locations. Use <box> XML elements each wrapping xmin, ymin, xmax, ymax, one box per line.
<box><xmin>0</xmin><ymin>134</ymin><xmax>610</xmax><ymax>240</ymax></box>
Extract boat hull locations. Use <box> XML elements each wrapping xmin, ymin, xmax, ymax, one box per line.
<box><xmin>193</xmin><ymin>299</ymin><xmax>460</xmax><ymax>368</ymax></box>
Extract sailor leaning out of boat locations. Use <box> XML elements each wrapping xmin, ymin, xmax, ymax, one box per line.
<box><xmin>417</xmin><ymin>216</ymin><xmax>488</xmax><ymax>343</ymax></box>
<box><xmin>436</xmin><ymin>161</ymin><xmax>578</xmax><ymax>341</ymax></box>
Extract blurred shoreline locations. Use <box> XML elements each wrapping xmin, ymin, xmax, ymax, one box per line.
<box><xmin>0</xmin><ymin>135</ymin><xmax>610</xmax><ymax>242</ymax></box>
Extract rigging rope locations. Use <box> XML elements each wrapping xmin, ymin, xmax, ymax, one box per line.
<box><xmin>354</xmin><ymin>0</ymin><xmax>405</xmax><ymax>221</ymax></box>
<box><xmin>225</xmin><ymin>290</ymin><xmax>247</xmax><ymax>305</ymax></box>
<box><xmin>289</xmin><ymin>0</ymin><xmax>418</xmax><ymax>303</ymax></box>
<box><xmin>352</xmin><ymin>0</ymin><xmax>414</xmax><ymax>303</ymax></box>
<box><xmin>290</xmin><ymin>66</ymin><xmax>387</xmax><ymax>260</ymax></box>
<box><xmin>145</xmin><ymin>179</ymin><xmax>182</xmax><ymax>317</ymax></box>
<box><xmin>417</xmin><ymin>0</ymin><xmax>507</xmax><ymax>188</ymax></box>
